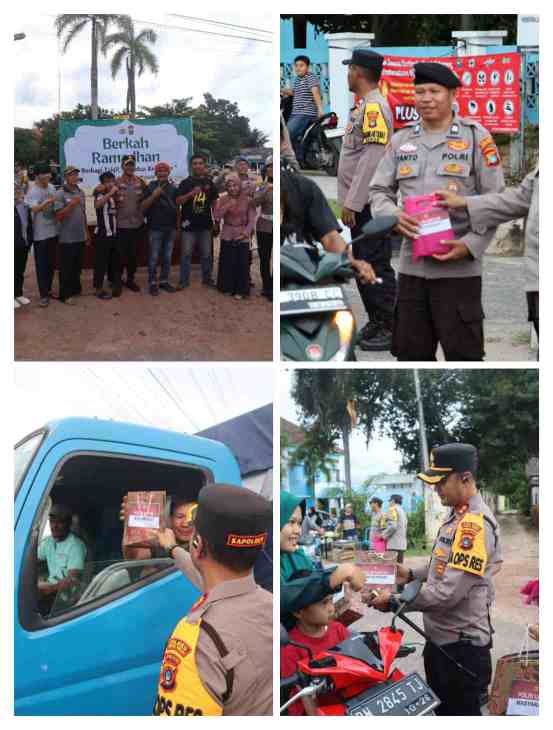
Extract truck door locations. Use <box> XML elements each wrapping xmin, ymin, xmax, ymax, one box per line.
<box><xmin>15</xmin><ymin>436</ymin><xmax>233</xmax><ymax>716</ymax></box>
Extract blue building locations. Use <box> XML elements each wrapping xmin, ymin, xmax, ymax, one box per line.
<box><xmin>366</xmin><ymin>473</ymin><xmax>424</xmax><ymax>515</ymax></box>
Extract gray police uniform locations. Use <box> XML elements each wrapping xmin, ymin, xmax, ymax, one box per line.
<box><xmin>409</xmin><ymin>491</ymin><xmax>502</xmax><ymax>715</ymax></box>
<box><xmin>382</xmin><ymin>503</ymin><xmax>408</xmax><ymax>555</ymax></box>
<box><xmin>338</xmin><ymin>88</ymin><xmax>396</xmax><ymax>331</ymax></box>
<box><xmin>467</xmin><ymin>167</ymin><xmax>539</xmax><ymax>332</ymax></box>
<box><xmin>369</xmin><ymin>113</ymin><xmax>505</xmax><ymax>360</ymax></box>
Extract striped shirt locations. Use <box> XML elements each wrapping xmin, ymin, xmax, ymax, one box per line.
<box><xmin>94</xmin><ymin>190</ymin><xmax>117</xmax><ymax>237</ymax></box>
<box><xmin>291</xmin><ymin>72</ymin><xmax>320</xmax><ymax>117</ymax></box>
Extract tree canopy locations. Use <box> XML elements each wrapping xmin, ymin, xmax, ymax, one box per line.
<box><xmin>14</xmin><ymin>95</ymin><xmax>269</xmax><ymax>167</ymax></box>
<box><xmin>290</xmin><ymin>369</ymin><xmax>538</xmax><ymax>502</ymax></box>
<box><xmin>281</xmin><ymin>14</ymin><xmax>517</xmax><ymax>46</ymax></box>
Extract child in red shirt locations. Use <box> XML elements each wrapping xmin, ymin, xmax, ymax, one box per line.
<box><xmin>281</xmin><ymin>594</ymin><xmax>351</xmax><ymax>715</ymax></box>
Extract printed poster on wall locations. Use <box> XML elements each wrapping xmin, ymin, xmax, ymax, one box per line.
<box><xmin>378</xmin><ymin>53</ymin><xmax>521</xmax><ymax>133</ymax></box>
<box><xmin>59</xmin><ymin>117</ymin><xmax>193</xmax><ymax>189</ymax></box>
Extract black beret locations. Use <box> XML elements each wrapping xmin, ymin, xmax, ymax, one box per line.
<box><xmin>343</xmin><ymin>48</ymin><xmax>384</xmax><ymax>74</ymax></box>
<box><xmin>194</xmin><ymin>483</ymin><xmax>271</xmax><ymax>553</ymax></box>
<box><xmin>418</xmin><ymin>443</ymin><xmax>478</xmax><ymax>484</ymax></box>
<box><xmin>414</xmin><ymin>62</ymin><xmax>461</xmax><ymax>89</ymax></box>
<box><xmin>122</xmin><ymin>155</ymin><xmax>136</xmax><ymax>166</ymax></box>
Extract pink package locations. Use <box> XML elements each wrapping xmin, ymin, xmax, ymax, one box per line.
<box><xmin>404</xmin><ymin>194</ymin><xmax>454</xmax><ymax>262</ymax></box>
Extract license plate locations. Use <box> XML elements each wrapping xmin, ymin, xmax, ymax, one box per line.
<box><xmin>280</xmin><ymin>287</ymin><xmax>347</xmax><ymax>316</ymax></box>
<box><xmin>347</xmin><ymin>673</ymin><xmax>440</xmax><ymax>717</ymax></box>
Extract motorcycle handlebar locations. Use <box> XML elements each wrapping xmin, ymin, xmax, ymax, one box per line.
<box><xmin>349</xmin><ymin>216</ymin><xmax>398</xmax><ymax>247</ymax></box>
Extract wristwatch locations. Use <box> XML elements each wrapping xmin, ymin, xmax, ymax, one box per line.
<box><xmin>407</xmin><ymin>568</ymin><xmax>414</xmax><ymax>582</ymax></box>
<box><xmin>165</xmin><ymin>543</ymin><xmax>179</xmax><ymax>558</ymax></box>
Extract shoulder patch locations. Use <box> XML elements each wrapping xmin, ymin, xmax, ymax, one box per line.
<box><xmin>362</xmin><ymin>103</ymin><xmax>389</xmax><ymax>145</ymax></box>
<box><xmin>448</xmin><ymin>512</ymin><xmax>488</xmax><ymax>576</ymax></box>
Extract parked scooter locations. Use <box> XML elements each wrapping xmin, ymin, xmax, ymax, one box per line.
<box><xmin>280</xmin><ymin>217</ymin><xmax>397</xmax><ymax>362</ymax></box>
<box><xmin>281</xmin><ymin>99</ymin><xmax>340</xmax><ymax>176</ymax></box>
<box><xmin>280</xmin><ymin>579</ymin><xmax>478</xmax><ymax>716</ymax></box>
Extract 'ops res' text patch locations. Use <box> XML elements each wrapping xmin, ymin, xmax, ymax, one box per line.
<box><xmin>448</xmin><ymin>512</ymin><xmax>488</xmax><ymax>576</ymax></box>
<box><xmin>226</xmin><ymin>532</ymin><xmax>267</xmax><ymax>548</ymax></box>
<box><xmin>362</xmin><ymin>103</ymin><xmax>389</xmax><ymax>145</ymax></box>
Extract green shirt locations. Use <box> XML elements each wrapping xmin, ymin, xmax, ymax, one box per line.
<box><xmin>38</xmin><ymin>531</ymin><xmax>87</xmax><ymax>583</ymax></box>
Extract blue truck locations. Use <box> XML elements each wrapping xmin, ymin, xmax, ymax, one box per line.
<box><xmin>14</xmin><ymin>417</ymin><xmax>242</xmax><ymax>715</ymax></box>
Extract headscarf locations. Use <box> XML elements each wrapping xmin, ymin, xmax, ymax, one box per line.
<box><xmin>280</xmin><ymin>491</ymin><xmax>313</xmax><ymax>581</ymax></box>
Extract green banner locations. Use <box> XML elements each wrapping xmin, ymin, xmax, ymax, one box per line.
<box><xmin>59</xmin><ymin>117</ymin><xmax>193</xmax><ymax>188</ymax></box>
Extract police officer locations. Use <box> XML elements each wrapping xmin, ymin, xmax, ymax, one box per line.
<box><xmin>369</xmin><ymin>443</ymin><xmax>502</xmax><ymax>716</ymax></box>
<box><xmin>437</xmin><ymin>167</ymin><xmax>539</xmax><ymax>338</ymax></box>
<box><xmin>369</xmin><ymin>62</ymin><xmax>505</xmax><ymax>361</ymax></box>
<box><xmin>338</xmin><ymin>49</ymin><xmax>396</xmax><ymax>351</ymax></box>
<box><xmin>154</xmin><ymin>483</ymin><xmax>272</xmax><ymax>716</ymax></box>
<box><xmin>115</xmin><ymin>154</ymin><xmax>147</xmax><ymax>292</ymax></box>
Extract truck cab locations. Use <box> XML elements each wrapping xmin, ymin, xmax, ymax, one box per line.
<box><xmin>14</xmin><ymin>417</ymin><xmax>242</xmax><ymax>716</ymax></box>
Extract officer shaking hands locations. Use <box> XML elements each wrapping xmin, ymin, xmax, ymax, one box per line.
<box><xmin>369</xmin><ymin>444</ymin><xmax>502</xmax><ymax>716</ymax></box>
<box><xmin>338</xmin><ymin>49</ymin><xmax>396</xmax><ymax>352</ymax></box>
<box><xmin>369</xmin><ymin>62</ymin><xmax>505</xmax><ymax>361</ymax></box>
<box><xmin>154</xmin><ymin>484</ymin><xmax>272</xmax><ymax>716</ymax></box>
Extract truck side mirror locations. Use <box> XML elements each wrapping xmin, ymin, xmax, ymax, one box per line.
<box><xmin>280</xmin><ymin>624</ymin><xmax>290</xmax><ymax>646</ymax></box>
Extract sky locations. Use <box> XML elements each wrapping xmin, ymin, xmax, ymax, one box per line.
<box><xmin>280</xmin><ymin>370</ymin><xmax>403</xmax><ymax>486</ymax></box>
<box><xmin>14</xmin><ymin>365</ymin><xmax>273</xmax><ymax>443</ymax></box>
<box><xmin>13</xmin><ymin>11</ymin><xmax>273</xmax><ymax>139</ymax></box>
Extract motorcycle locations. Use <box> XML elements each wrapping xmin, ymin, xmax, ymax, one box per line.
<box><xmin>280</xmin><ymin>579</ymin><xmax>479</xmax><ymax>716</ymax></box>
<box><xmin>281</xmin><ymin>98</ymin><xmax>340</xmax><ymax>176</ymax></box>
<box><xmin>280</xmin><ymin>217</ymin><xmax>397</xmax><ymax>362</ymax></box>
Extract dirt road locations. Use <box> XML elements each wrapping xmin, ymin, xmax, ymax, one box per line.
<box><xmin>349</xmin><ymin>512</ymin><xmax>538</xmax><ymax>713</ymax></box>
<box><xmin>15</xmin><ymin>242</ymin><xmax>273</xmax><ymax>362</ymax></box>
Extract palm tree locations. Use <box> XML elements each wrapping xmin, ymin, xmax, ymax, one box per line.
<box><xmin>102</xmin><ymin>16</ymin><xmax>159</xmax><ymax>118</ymax></box>
<box><xmin>55</xmin><ymin>14</ymin><xmax>120</xmax><ymax>120</ymax></box>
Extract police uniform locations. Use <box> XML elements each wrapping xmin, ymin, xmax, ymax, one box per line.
<box><xmin>114</xmin><ymin>155</ymin><xmax>147</xmax><ymax>290</ymax></box>
<box><xmin>369</xmin><ymin>63</ymin><xmax>505</xmax><ymax>361</ymax></box>
<box><xmin>154</xmin><ymin>484</ymin><xmax>272</xmax><ymax>716</ymax></box>
<box><xmin>338</xmin><ymin>49</ymin><xmax>396</xmax><ymax>347</ymax></box>
<box><xmin>466</xmin><ymin>167</ymin><xmax>539</xmax><ymax>336</ymax></box>
<box><xmin>411</xmin><ymin>444</ymin><xmax>502</xmax><ymax>716</ymax></box>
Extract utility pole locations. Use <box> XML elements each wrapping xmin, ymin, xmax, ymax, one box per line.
<box><xmin>413</xmin><ymin>370</ymin><xmax>447</xmax><ymax>543</ymax></box>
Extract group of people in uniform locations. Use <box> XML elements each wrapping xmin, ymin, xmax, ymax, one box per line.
<box><xmin>281</xmin><ymin>48</ymin><xmax>539</xmax><ymax>360</ymax></box>
<box><xmin>280</xmin><ymin>442</ymin><xmax>503</xmax><ymax>716</ymax></box>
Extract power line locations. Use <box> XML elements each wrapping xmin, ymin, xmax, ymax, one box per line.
<box><xmin>168</xmin><ymin>14</ymin><xmax>271</xmax><ymax>35</ymax></box>
<box><xmin>189</xmin><ymin>371</ymin><xmax>219</xmax><ymax>425</ymax></box>
<box><xmin>132</xmin><ymin>17</ymin><xmax>271</xmax><ymax>44</ymax></box>
<box><xmin>158</xmin><ymin>370</ymin><xmax>201</xmax><ymax>432</ymax></box>
<box><xmin>147</xmin><ymin>368</ymin><xmax>198</xmax><ymax>432</ymax></box>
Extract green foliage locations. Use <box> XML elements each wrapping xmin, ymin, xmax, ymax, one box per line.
<box><xmin>288</xmin><ymin>425</ymin><xmax>337</xmax><ymax>496</ymax></box>
<box><xmin>289</xmin><ymin>370</ymin><xmax>538</xmax><ymax>504</ymax></box>
<box><xmin>14</xmin><ymin>128</ymin><xmax>40</xmax><ymax>167</ymax></box>
<box><xmin>15</xmin><ymin>95</ymin><xmax>266</xmax><ymax>167</ymax></box>
<box><xmin>407</xmin><ymin>501</ymin><xmax>427</xmax><ymax>550</ymax></box>
<box><xmin>282</xmin><ymin>14</ymin><xmax>517</xmax><ymax>45</ymax></box>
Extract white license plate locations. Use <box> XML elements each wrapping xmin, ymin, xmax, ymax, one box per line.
<box><xmin>280</xmin><ymin>287</ymin><xmax>347</xmax><ymax>316</ymax></box>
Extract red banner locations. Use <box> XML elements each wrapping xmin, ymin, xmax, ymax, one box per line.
<box><xmin>378</xmin><ymin>52</ymin><xmax>521</xmax><ymax>133</ymax></box>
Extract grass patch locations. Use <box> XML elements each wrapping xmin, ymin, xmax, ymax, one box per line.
<box><xmin>512</xmin><ymin>331</ymin><xmax>531</xmax><ymax>346</ymax></box>
<box><xmin>327</xmin><ymin>198</ymin><xmax>341</xmax><ymax>219</ymax></box>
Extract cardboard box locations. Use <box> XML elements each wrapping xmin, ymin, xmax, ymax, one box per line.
<box><xmin>356</xmin><ymin>550</ymin><xmax>398</xmax><ymax>599</ymax></box>
<box><xmin>123</xmin><ymin>491</ymin><xmax>166</xmax><ymax>548</ymax></box>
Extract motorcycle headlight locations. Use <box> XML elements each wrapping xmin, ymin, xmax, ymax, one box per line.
<box><xmin>330</xmin><ymin>310</ymin><xmax>355</xmax><ymax>361</ymax></box>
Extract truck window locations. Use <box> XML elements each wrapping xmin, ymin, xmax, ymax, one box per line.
<box><xmin>15</xmin><ymin>431</ymin><xmax>45</xmax><ymax>494</ymax></box>
<box><xmin>27</xmin><ymin>452</ymin><xmax>211</xmax><ymax>625</ymax></box>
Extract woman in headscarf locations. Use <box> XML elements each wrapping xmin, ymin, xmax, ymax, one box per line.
<box><xmin>280</xmin><ymin>491</ymin><xmax>364</xmax><ymax>616</ymax></box>
<box><xmin>213</xmin><ymin>173</ymin><xmax>256</xmax><ymax>299</ymax></box>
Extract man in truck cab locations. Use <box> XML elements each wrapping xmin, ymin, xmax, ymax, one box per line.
<box><xmin>37</xmin><ymin>503</ymin><xmax>87</xmax><ymax>613</ymax></box>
